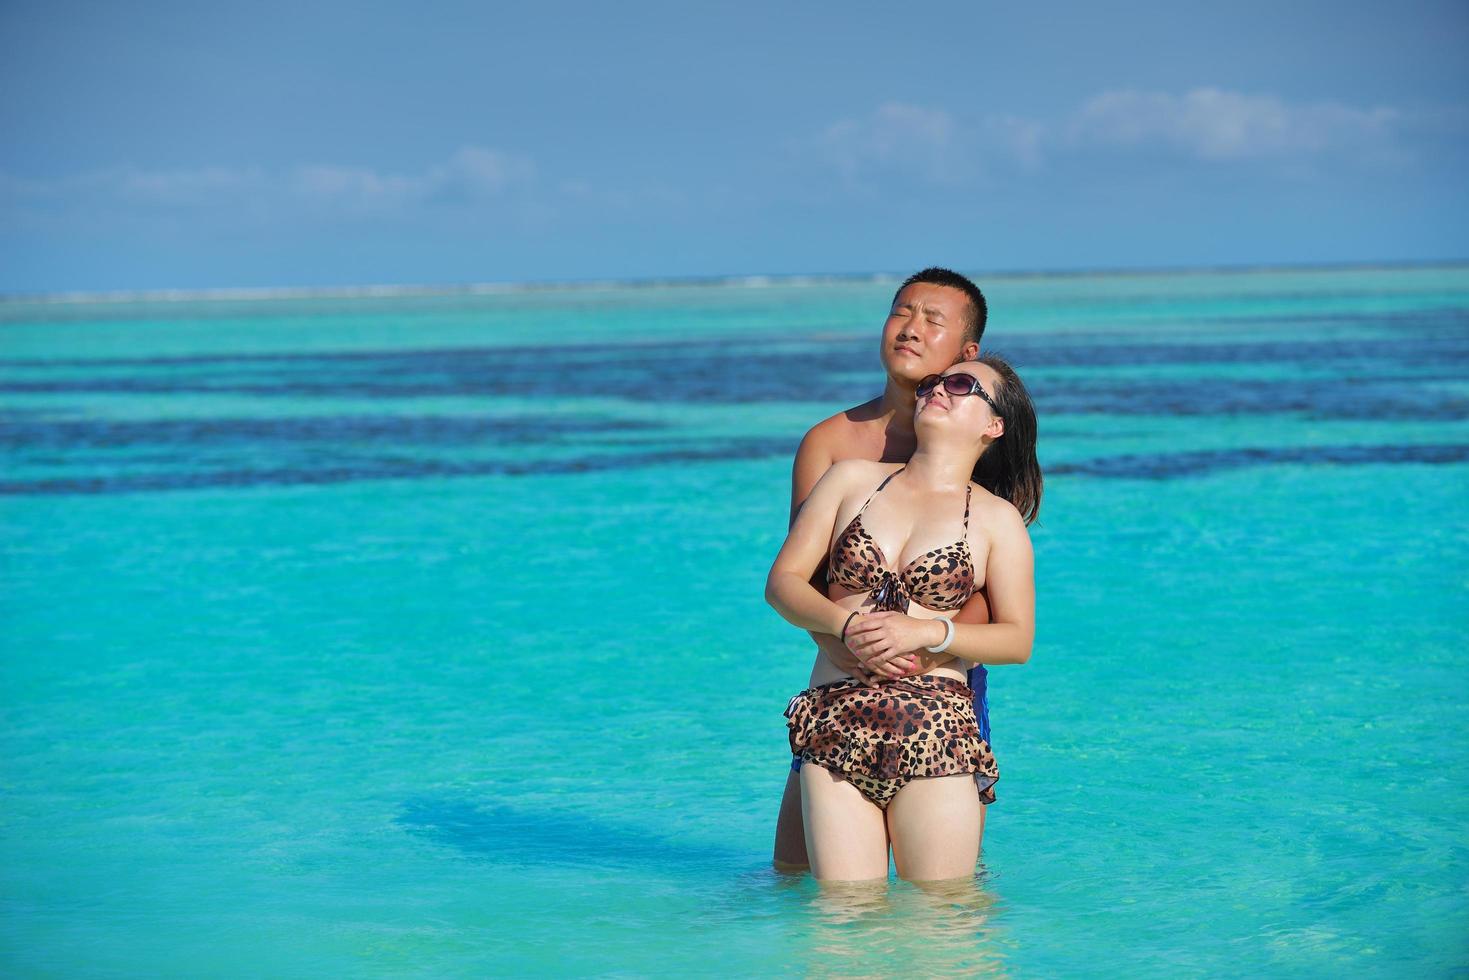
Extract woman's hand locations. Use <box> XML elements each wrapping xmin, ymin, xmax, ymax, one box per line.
<box><xmin>844</xmin><ymin>612</ymin><xmax>945</xmax><ymax>679</ymax></box>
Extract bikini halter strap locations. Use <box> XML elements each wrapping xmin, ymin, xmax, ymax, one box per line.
<box><xmin>855</xmin><ymin>467</ymin><xmax>905</xmax><ymax>516</ymax></box>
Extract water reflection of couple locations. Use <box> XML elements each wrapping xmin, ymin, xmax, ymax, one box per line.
<box><xmin>766</xmin><ymin>268</ymin><xmax>1040</xmax><ymax>882</ymax></box>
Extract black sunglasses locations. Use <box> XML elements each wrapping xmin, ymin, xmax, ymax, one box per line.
<box><xmin>916</xmin><ymin>372</ymin><xmax>1000</xmax><ymax>413</ymax></box>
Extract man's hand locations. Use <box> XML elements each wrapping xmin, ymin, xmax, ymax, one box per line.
<box><xmin>844</xmin><ymin>612</ymin><xmax>945</xmax><ymax>678</ymax></box>
<box><xmin>811</xmin><ymin>632</ymin><xmax>884</xmax><ymax>685</ymax></box>
<box><xmin>894</xmin><ymin>646</ymin><xmax>958</xmax><ymax>677</ymax></box>
<box><xmin>810</xmin><ymin>631</ymin><xmax>910</xmax><ymax>687</ymax></box>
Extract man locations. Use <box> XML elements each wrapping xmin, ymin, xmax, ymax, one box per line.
<box><xmin>774</xmin><ymin>266</ymin><xmax>993</xmax><ymax>869</ymax></box>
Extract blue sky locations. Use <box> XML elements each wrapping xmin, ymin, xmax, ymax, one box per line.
<box><xmin>2</xmin><ymin>0</ymin><xmax>1467</xmax><ymax>292</ymax></box>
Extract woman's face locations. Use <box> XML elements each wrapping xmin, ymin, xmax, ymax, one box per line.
<box><xmin>915</xmin><ymin>361</ymin><xmax>1005</xmax><ymax>440</ymax></box>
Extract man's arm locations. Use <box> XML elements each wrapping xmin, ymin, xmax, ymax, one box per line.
<box><xmin>789</xmin><ymin>423</ymin><xmax>836</xmax><ymax>527</ymax></box>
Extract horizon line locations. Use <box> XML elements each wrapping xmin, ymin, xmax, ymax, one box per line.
<box><xmin>3</xmin><ymin>257</ymin><xmax>1466</xmax><ymax>305</ymax></box>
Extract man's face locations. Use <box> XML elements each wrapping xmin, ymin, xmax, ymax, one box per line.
<box><xmin>878</xmin><ymin>282</ymin><xmax>979</xmax><ymax>384</ymax></box>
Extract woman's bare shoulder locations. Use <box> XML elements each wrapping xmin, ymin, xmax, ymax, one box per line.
<box><xmin>968</xmin><ymin>483</ymin><xmax>1027</xmax><ymax>533</ymax></box>
<box><xmin>824</xmin><ymin>457</ymin><xmax>895</xmax><ymax>489</ymax></box>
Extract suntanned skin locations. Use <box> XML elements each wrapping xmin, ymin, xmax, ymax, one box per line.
<box><xmin>773</xmin><ymin>281</ymin><xmax>993</xmax><ymax>870</ymax></box>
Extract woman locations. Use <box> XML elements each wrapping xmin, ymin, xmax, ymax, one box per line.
<box><xmin>774</xmin><ymin>268</ymin><xmax>995</xmax><ymax>870</ymax></box>
<box><xmin>765</xmin><ymin>356</ymin><xmax>1041</xmax><ymax>882</ymax></box>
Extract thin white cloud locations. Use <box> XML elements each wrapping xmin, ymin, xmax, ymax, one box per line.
<box><xmin>801</xmin><ymin>102</ymin><xmax>965</xmax><ymax>187</ymax></box>
<box><xmin>793</xmin><ymin>102</ymin><xmax>1056</xmax><ymax>189</ymax></box>
<box><xmin>1</xmin><ymin>147</ymin><xmax>534</xmax><ymax>218</ymax></box>
<box><xmin>432</xmin><ymin>147</ymin><xmax>535</xmax><ymax>198</ymax></box>
<box><xmin>1065</xmin><ymin>87</ymin><xmax>1405</xmax><ymax>161</ymax></box>
<box><xmin>119</xmin><ymin>166</ymin><xmax>268</xmax><ymax>206</ymax></box>
<box><xmin>979</xmin><ymin>114</ymin><xmax>1047</xmax><ymax>170</ymax></box>
<box><xmin>796</xmin><ymin>89</ymin><xmax>1457</xmax><ymax>189</ymax></box>
<box><xmin>292</xmin><ymin>165</ymin><xmax>420</xmax><ymax>207</ymax></box>
<box><xmin>293</xmin><ymin>147</ymin><xmax>535</xmax><ymax>210</ymax></box>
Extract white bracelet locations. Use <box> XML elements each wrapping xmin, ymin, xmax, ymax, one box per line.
<box><xmin>926</xmin><ymin>617</ymin><xmax>955</xmax><ymax>654</ymax></box>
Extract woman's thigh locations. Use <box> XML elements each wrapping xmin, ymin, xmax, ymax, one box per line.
<box><xmin>886</xmin><ymin>774</ymin><xmax>982</xmax><ymax>882</ymax></box>
<box><xmin>799</xmin><ymin>763</ymin><xmax>889</xmax><ymax>881</ymax></box>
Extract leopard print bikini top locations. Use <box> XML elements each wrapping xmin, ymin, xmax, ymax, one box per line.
<box><xmin>827</xmin><ymin>468</ymin><xmax>976</xmax><ymax>612</ymax></box>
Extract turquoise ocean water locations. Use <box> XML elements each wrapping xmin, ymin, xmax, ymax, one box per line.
<box><xmin>2</xmin><ymin>267</ymin><xmax>1466</xmax><ymax>976</ymax></box>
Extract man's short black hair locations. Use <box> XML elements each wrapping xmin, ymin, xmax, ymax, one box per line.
<box><xmin>894</xmin><ymin>267</ymin><xmax>988</xmax><ymax>346</ymax></box>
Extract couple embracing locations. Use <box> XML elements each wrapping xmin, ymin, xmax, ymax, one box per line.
<box><xmin>765</xmin><ymin>267</ymin><xmax>1040</xmax><ymax>882</ymax></box>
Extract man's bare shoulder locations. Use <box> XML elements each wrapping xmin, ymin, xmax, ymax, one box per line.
<box><xmin>798</xmin><ymin>397</ymin><xmax>886</xmax><ymax>458</ymax></box>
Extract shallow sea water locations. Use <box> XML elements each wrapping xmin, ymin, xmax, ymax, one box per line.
<box><xmin>2</xmin><ymin>267</ymin><xmax>1467</xmax><ymax>977</ymax></box>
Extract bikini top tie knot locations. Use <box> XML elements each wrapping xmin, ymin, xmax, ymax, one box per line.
<box><xmin>869</xmin><ymin>568</ymin><xmax>910</xmax><ymax>612</ymax></box>
<box><xmin>827</xmin><ymin>468</ymin><xmax>978</xmax><ymax>613</ymax></box>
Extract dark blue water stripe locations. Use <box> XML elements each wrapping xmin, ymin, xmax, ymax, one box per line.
<box><xmin>0</xmin><ymin>415</ymin><xmax>658</xmax><ymax>450</ymax></box>
<box><xmin>3</xmin><ymin>360</ymin><xmax>1462</xmax><ymax>420</ymax></box>
<box><xmin>0</xmin><ymin>440</ymin><xmax>795</xmax><ymax>495</ymax></box>
<box><xmin>1</xmin><ymin>441</ymin><xmax>1464</xmax><ymax>496</ymax></box>
<box><xmin>1030</xmin><ymin>377</ymin><xmax>1466</xmax><ymax>421</ymax></box>
<box><xmin>1049</xmin><ymin>443</ymin><xmax>1469</xmax><ymax>478</ymax></box>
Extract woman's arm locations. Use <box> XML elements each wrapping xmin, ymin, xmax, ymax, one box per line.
<box><xmin>766</xmin><ymin>463</ymin><xmax>861</xmax><ymax>638</ymax></box>
<box><xmin>938</xmin><ymin>504</ymin><xmax>1034</xmax><ymax>665</ymax></box>
<box><xmin>786</xmin><ymin>430</ymin><xmax>893</xmax><ymax>681</ymax></box>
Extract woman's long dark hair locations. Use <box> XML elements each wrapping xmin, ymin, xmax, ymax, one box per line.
<box><xmin>972</xmin><ymin>354</ymin><xmax>1042</xmax><ymax>525</ymax></box>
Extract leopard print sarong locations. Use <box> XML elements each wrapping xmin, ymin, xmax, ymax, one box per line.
<box><xmin>785</xmin><ymin>675</ymin><xmax>998</xmax><ymax>810</ymax></box>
